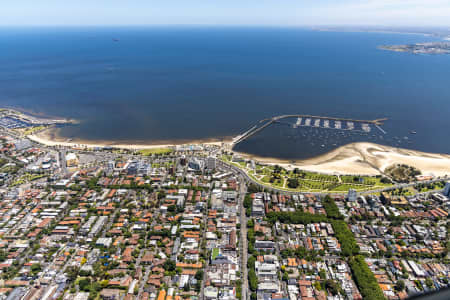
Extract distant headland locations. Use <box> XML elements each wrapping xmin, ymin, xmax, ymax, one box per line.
<box><xmin>379</xmin><ymin>42</ymin><xmax>450</xmax><ymax>55</ymax></box>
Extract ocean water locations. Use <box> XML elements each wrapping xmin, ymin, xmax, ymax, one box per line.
<box><xmin>1</xmin><ymin>26</ymin><xmax>450</xmax><ymax>159</ymax></box>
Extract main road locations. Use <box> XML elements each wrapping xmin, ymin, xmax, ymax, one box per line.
<box><xmin>24</xmin><ymin>132</ymin><xmax>448</xmax><ymax>198</ymax></box>
<box><xmin>359</xmin><ymin>177</ymin><xmax>447</xmax><ymax>195</ymax></box>
<box><xmin>217</xmin><ymin>158</ymin><xmax>448</xmax><ymax>197</ymax></box>
<box><xmin>238</xmin><ymin>175</ymin><xmax>248</xmax><ymax>300</ymax></box>
<box><xmin>216</xmin><ymin>158</ymin><xmax>325</xmax><ymax>196</ymax></box>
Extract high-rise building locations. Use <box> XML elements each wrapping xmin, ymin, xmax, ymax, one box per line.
<box><xmin>179</xmin><ymin>155</ymin><xmax>187</xmax><ymax>166</ymax></box>
<box><xmin>347</xmin><ymin>189</ymin><xmax>357</xmax><ymax>202</ymax></box>
<box><xmin>127</xmin><ymin>162</ymin><xmax>138</xmax><ymax>175</ymax></box>
<box><xmin>206</xmin><ymin>156</ymin><xmax>216</xmax><ymax>170</ymax></box>
<box><xmin>443</xmin><ymin>181</ymin><xmax>450</xmax><ymax>197</ymax></box>
<box><xmin>188</xmin><ymin>157</ymin><xmax>204</xmax><ymax>171</ymax></box>
<box><xmin>107</xmin><ymin>160</ymin><xmax>115</xmax><ymax>170</ymax></box>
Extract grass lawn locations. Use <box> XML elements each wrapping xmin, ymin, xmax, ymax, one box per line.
<box><xmin>139</xmin><ymin>148</ymin><xmax>173</xmax><ymax>156</ymax></box>
<box><xmin>18</xmin><ymin>125</ymin><xmax>47</xmax><ymax>136</ymax></box>
<box><xmin>220</xmin><ymin>156</ymin><xmax>392</xmax><ymax>193</ymax></box>
<box><xmin>12</xmin><ymin>173</ymin><xmax>46</xmax><ymax>186</ymax></box>
<box><xmin>261</xmin><ymin>175</ymin><xmax>271</xmax><ymax>183</ymax></box>
<box><xmin>238</xmin><ymin>161</ymin><xmax>247</xmax><ymax>168</ymax></box>
<box><xmin>212</xmin><ymin>248</ymin><xmax>219</xmax><ymax>260</ymax></box>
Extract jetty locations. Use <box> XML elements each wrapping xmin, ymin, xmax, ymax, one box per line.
<box><xmin>232</xmin><ymin>114</ymin><xmax>387</xmax><ymax>146</ymax></box>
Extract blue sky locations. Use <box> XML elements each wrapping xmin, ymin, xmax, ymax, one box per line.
<box><xmin>2</xmin><ymin>0</ymin><xmax>450</xmax><ymax>26</ymax></box>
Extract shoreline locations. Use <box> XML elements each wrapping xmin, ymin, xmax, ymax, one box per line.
<box><xmin>28</xmin><ymin>129</ymin><xmax>450</xmax><ymax>177</ymax></box>
<box><xmin>313</xmin><ymin>28</ymin><xmax>436</xmax><ymax>37</ymax></box>
<box><xmin>233</xmin><ymin>142</ymin><xmax>450</xmax><ymax>177</ymax></box>
<box><xmin>28</xmin><ymin>128</ymin><xmax>230</xmax><ymax>150</ymax></box>
<box><xmin>1</xmin><ymin>106</ymin><xmax>76</xmax><ymax>125</ymax></box>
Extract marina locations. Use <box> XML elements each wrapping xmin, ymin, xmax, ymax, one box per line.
<box><xmin>233</xmin><ymin>114</ymin><xmax>387</xmax><ymax>147</ymax></box>
<box><xmin>362</xmin><ymin>123</ymin><xmax>371</xmax><ymax>132</ymax></box>
<box><xmin>291</xmin><ymin>117</ymin><xmax>374</xmax><ymax>133</ymax></box>
<box><xmin>0</xmin><ymin>109</ymin><xmax>71</xmax><ymax>129</ymax></box>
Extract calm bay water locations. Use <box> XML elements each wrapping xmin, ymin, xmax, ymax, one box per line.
<box><xmin>1</xmin><ymin>27</ymin><xmax>450</xmax><ymax>159</ymax></box>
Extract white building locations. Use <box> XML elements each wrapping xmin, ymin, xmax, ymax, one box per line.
<box><xmin>188</xmin><ymin>158</ymin><xmax>204</xmax><ymax>171</ymax></box>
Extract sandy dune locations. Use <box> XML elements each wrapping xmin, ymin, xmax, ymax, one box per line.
<box><xmin>236</xmin><ymin>142</ymin><xmax>450</xmax><ymax>176</ymax></box>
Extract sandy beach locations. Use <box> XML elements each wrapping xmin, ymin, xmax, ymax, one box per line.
<box><xmin>28</xmin><ymin>128</ymin><xmax>227</xmax><ymax>150</ymax></box>
<box><xmin>234</xmin><ymin>142</ymin><xmax>450</xmax><ymax>176</ymax></box>
<box><xmin>28</xmin><ymin>128</ymin><xmax>450</xmax><ymax>176</ymax></box>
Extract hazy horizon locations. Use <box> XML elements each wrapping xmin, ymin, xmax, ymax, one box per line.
<box><xmin>2</xmin><ymin>1</ymin><xmax>450</xmax><ymax>27</ymax></box>
<box><xmin>0</xmin><ymin>24</ymin><xmax>448</xmax><ymax>30</ymax></box>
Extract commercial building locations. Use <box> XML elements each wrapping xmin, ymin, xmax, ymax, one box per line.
<box><xmin>66</xmin><ymin>153</ymin><xmax>79</xmax><ymax>167</ymax></box>
<box><xmin>206</xmin><ymin>156</ymin><xmax>216</xmax><ymax>170</ymax></box>
<box><xmin>188</xmin><ymin>158</ymin><xmax>204</xmax><ymax>171</ymax></box>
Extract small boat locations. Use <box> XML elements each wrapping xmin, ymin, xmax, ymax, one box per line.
<box><xmin>410</xmin><ymin>130</ymin><xmax>417</xmax><ymax>134</ymax></box>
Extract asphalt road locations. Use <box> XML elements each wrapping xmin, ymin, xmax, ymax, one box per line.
<box><xmin>238</xmin><ymin>175</ymin><xmax>248</xmax><ymax>300</ymax></box>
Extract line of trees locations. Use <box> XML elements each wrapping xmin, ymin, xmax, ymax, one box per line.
<box><xmin>268</xmin><ymin>209</ymin><xmax>358</xmax><ymax>256</ymax></box>
<box><xmin>349</xmin><ymin>255</ymin><xmax>386</xmax><ymax>300</ymax></box>
<box><xmin>267</xmin><ymin>196</ymin><xmax>386</xmax><ymax>299</ymax></box>
<box><xmin>247</xmin><ymin>226</ymin><xmax>256</xmax><ymax>255</ymax></box>
<box><xmin>247</xmin><ymin>255</ymin><xmax>257</xmax><ymax>291</ymax></box>
<box><xmin>323</xmin><ymin>196</ymin><xmax>343</xmax><ymax>219</ymax></box>
<box><xmin>247</xmin><ymin>183</ymin><xmax>262</xmax><ymax>194</ymax></box>
<box><xmin>331</xmin><ymin>220</ymin><xmax>360</xmax><ymax>257</ymax></box>
<box><xmin>244</xmin><ymin>194</ymin><xmax>252</xmax><ymax>217</ymax></box>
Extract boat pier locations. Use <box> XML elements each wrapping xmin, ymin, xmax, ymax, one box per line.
<box><xmin>232</xmin><ymin>114</ymin><xmax>388</xmax><ymax>146</ymax></box>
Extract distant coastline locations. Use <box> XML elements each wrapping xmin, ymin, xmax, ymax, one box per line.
<box><xmin>378</xmin><ymin>42</ymin><xmax>450</xmax><ymax>55</ymax></box>
<box><xmin>314</xmin><ymin>26</ymin><xmax>450</xmax><ymax>55</ymax></box>
<box><xmin>312</xmin><ymin>26</ymin><xmax>450</xmax><ymax>39</ymax></box>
